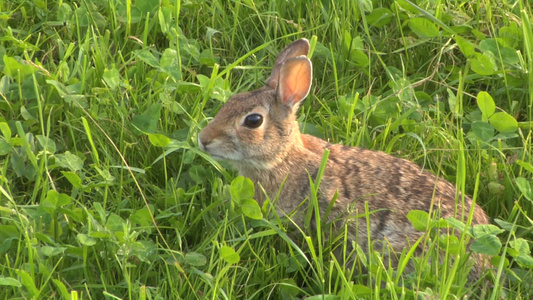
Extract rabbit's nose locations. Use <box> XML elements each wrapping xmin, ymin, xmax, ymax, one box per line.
<box><xmin>198</xmin><ymin>136</ymin><xmax>207</xmax><ymax>151</ymax></box>
<box><xmin>198</xmin><ymin>133</ymin><xmax>210</xmax><ymax>151</ymax></box>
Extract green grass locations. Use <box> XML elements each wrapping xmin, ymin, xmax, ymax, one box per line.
<box><xmin>1</xmin><ymin>0</ymin><xmax>533</xmax><ymax>299</ymax></box>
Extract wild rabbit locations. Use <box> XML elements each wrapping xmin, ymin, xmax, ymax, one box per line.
<box><xmin>198</xmin><ymin>38</ymin><xmax>490</xmax><ymax>279</ymax></box>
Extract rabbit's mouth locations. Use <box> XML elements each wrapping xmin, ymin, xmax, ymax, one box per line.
<box><xmin>202</xmin><ymin>147</ymin><xmax>243</xmax><ymax>162</ymax></box>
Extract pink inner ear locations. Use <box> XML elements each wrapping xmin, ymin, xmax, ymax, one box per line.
<box><xmin>266</xmin><ymin>39</ymin><xmax>310</xmax><ymax>90</ymax></box>
<box><xmin>279</xmin><ymin>57</ymin><xmax>312</xmax><ymax>106</ymax></box>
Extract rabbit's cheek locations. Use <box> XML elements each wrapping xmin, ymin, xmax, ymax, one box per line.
<box><xmin>236</xmin><ymin>126</ymin><xmax>266</xmax><ymax>145</ymax></box>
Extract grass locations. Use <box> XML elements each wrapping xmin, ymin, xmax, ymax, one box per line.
<box><xmin>1</xmin><ymin>0</ymin><xmax>532</xmax><ymax>299</ymax></box>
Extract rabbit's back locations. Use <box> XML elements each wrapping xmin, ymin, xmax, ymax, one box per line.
<box><xmin>305</xmin><ymin>133</ymin><xmax>489</xmax><ymax>224</ymax></box>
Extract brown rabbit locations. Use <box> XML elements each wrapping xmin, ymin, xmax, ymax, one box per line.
<box><xmin>198</xmin><ymin>38</ymin><xmax>490</xmax><ymax>279</ymax></box>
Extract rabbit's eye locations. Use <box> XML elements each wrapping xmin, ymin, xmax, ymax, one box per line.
<box><xmin>244</xmin><ymin>113</ymin><xmax>263</xmax><ymax>128</ymax></box>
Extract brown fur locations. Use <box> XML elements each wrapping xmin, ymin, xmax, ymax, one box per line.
<box><xmin>198</xmin><ymin>39</ymin><xmax>490</xmax><ymax>279</ymax></box>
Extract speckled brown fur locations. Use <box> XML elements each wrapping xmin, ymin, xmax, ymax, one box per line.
<box><xmin>198</xmin><ymin>39</ymin><xmax>490</xmax><ymax>279</ymax></box>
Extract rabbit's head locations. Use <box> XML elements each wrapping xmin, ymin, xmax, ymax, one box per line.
<box><xmin>198</xmin><ymin>39</ymin><xmax>313</xmax><ymax>171</ymax></box>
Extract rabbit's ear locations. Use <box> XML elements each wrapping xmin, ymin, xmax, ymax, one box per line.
<box><xmin>266</xmin><ymin>39</ymin><xmax>310</xmax><ymax>89</ymax></box>
<box><xmin>277</xmin><ymin>56</ymin><xmax>312</xmax><ymax>107</ymax></box>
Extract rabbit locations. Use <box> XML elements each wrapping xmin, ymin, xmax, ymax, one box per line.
<box><xmin>198</xmin><ymin>38</ymin><xmax>490</xmax><ymax>279</ymax></box>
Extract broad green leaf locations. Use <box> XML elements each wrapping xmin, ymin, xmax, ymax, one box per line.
<box><xmin>509</xmin><ymin>238</ymin><xmax>530</xmax><ymax>256</ymax></box>
<box><xmin>0</xmin><ymin>122</ymin><xmax>11</xmax><ymax>140</ymax></box>
<box><xmin>16</xmin><ymin>269</ymin><xmax>39</xmax><ymax>297</ymax></box>
<box><xmin>488</xmin><ymin>181</ymin><xmax>505</xmax><ymax>195</ymax></box>
<box><xmin>499</xmin><ymin>46</ymin><xmax>520</xmax><ymax>65</ymax></box>
<box><xmin>184</xmin><ymin>252</ymin><xmax>207</xmax><ymax>266</ymax></box>
<box><xmin>230</xmin><ymin>176</ymin><xmax>255</xmax><ymax>204</ymax></box>
<box><xmin>515</xmin><ymin>254</ymin><xmax>533</xmax><ymax>268</ymax></box>
<box><xmin>40</xmin><ymin>245</ymin><xmax>66</xmax><ymax>257</ymax></box>
<box><xmin>276</xmin><ymin>253</ymin><xmax>301</xmax><ymax>273</ymax></box>
<box><xmin>106</xmin><ymin>213</ymin><xmax>125</xmax><ymax>232</ymax></box>
<box><xmin>103</xmin><ymin>68</ymin><xmax>120</xmax><ymax>90</ymax></box>
<box><xmin>479</xmin><ymin>39</ymin><xmax>501</xmax><ymax>56</ymax></box>
<box><xmin>366</xmin><ymin>7</ymin><xmax>393</xmax><ymax>27</ymax></box>
<box><xmin>179</xmin><ymin>39</ymin><xmax>200</xmax><ymax>62</ymax></box>
<box><xmin>0</xmin><ymin>276</ymin><xmax>21</xmax><ymax>287</ymax></box>
<box><xmin>57</xmin><ymin>192</ymin><xmax>71</xmax><ymax>206</ymax></box>
<box><xmin>240</xmin><ymin>199</ymin><xmax>263</xmax><ymax>220</ymax></box>
<box><xmin>3</xmin><ymin>55</ymin><xmax>37</xmax><ymax>78</ymax></box>
<box><xmin>46</xmin><ymin>80</ymin><xmax>69</xmax><ymax>97</ymax></box>
<box><xmin>197</xmin><ymin>74</ymin><xmax>211</xmax><ymax>89</ymax></box>
<box><xmin>339</xmin><ymin>282</ymin><xmax>373</xmax><ymax>298</ymax></box>
<box><xmin>351</xmin><ymin>284</ymin><xmax>372</xmax><ymax>295</ymax></box>
<box><xmin>52</xmin><ymin>279</ymin><xmax>70</xmax><ymax>300</ymax></box>
<box><xmin>407</xmin><ymin>210</ymin><xmax>430</xmax><ymax>231</ymax></box>
<box><xmin>469</xmin><ymin>224</ymin><xmax>505</xmax><ymax>238</ymax></box>
<box><xmin>491</xmin><ymin>255</ymin><xmax>510</xmax><ymax>267</ymax></box>
<box><xmin>470</xmin><ymin>53</ymin><xmax>494</xmax><ymax>75</ymax></box>
<box><xmin>39</xmin><ymin>190</ymin><xmax>70</xmax><ymax>212</ymax></box>
<box><xmin>0</xmin><ymin>237</ymin><xmax>16</xmax><ymax>254</ymax></box>
<box><xmin>129</xmin><ymin>206</ymin><xmax>153</xmax><ymax>227</ymax></box>
<box><xmin>499</xmin><ymin>24</ymin><xmax>521</xmax><ymax>48</ymax></box>
<box><xmin>62</xmin><ymin>171</ymin><xmax>83</xmax><ymax>188</ymax></box>
<box><xmin>136</xmin><ymin>0</ymin><xmax>158</xmax><ymax>13</ymax></box>
<box><xmin>131</xmin><ymin>240</ymin><xmax>157</xmax><ymax>262</ymax></box>
<box><xmin>35</xmin><ymin>232</ymin><xmax>54</xmax><ymax>244</ymax></box>
<box><xmin>134</xmin><ymin>49</ymin><xmax>160</xmax><ymax>68</ymax></box>
<box><xmin>445</xmin><ymin>217</ymin><xmax>465</xmax><ymax>232</ymax></box>
<box><xmin>515</xmin><ymin>160</ymin><xmax>533</xmax><ymax>174</ymax></box>
<box><xmin>206</xmin><ymin>27</ymin><xmax>221</xmax><ymax>40</ymax></box>
<box><xmin>408</xmin><ymin>17</ymin><xmax>440</xmax><ymax>38</ymax></box>
<box><xmin>148</xmin><ymin>133</ymin><xmax>171</xmax><ymax>147</ymax></box>
<box><xmin>205</xmin><ymin>54</ymin><xmax>220</xmax><ymax>69</ymax></box>
<box><xmin>132</xmin><ymin>103</ymin><xmax>161</xmax><ymax>133</ymax></box>
<box><xmin>36</xmin><ymin>135</ymin><xmax>57</xmax><ymax>154</ymax></box>
<box><xmin>160</xmin><ymin>48</ymin><xmax>182</xmax><ymax>80</ymax></box>
<box><xmin>41</xmin><ymin>190</ymin><xmax>59</xmax><ymax>214</ymax></box>
<box><xmin>55</xmin><ymin>151</ymin><xmax>84</xmax><ymax>171</ymax></box>
<box><xmin>158</xmin><ymin>7</ymin><xmax>172</xmax><ymax>33</ymax></box>
<box><xmin>90</xmin><ymin>232</ymin><xmax>110</xmax><ymax>239</ymax></box>
<box><xmin>493</xmin><ymin>218</ymin><xmax>514</xmax><ymax>231</ymax></box>
<box><xmin>455</xmin><ymin>35</ymin><xmax>475</xmax><ymax>58</ymax></box>
<box><xmin>470</xmin><ymin>121</ymin><xmax>494</xmax><ymax>142</ymax></box>
<box><xmin>77</xmin><ymin>233</ymin><xmax>97</xmax><ymax>246</ymax></box>
<box><xmin>349</xmin><ymin>49</ymin><xmax>369</xmax><ymax>67</ymax></box>
<box><xmin>476</xmin><ymin>91</ymin><xmax>495</xmax><ymax>120</ymax></box>
<box><xmin>96</xmin><ymin>167</ymin><xmax>115</xmax><ymax>183</ymax></box>
<box><xmin>343</xmin><ymin>31</ymin><xmax>364</xmax><ymax>50</ymax></box>
<box><xmin>516</xmin><ymin>177</ymin><xmax>533</xmax><ymax>202</ymax></box>
<box><xmin>220</xmin><ymin>245</ymin><xmax>240</xmax><ymax>264</ymax></box>
<box><xmin>21</xmin><ymin>105</ymin><xmax>36</xmax><ymax>120</ymax></box>
<box><xmin>447</xmin><ymin>88</ymin><xmax>458</xmax><ymax>115</ymax></box>
<box><xmin>0</xmin><ymin>225</ymin><xmax>19</xmax><ymax>240</ymax></box>
<box><xmin>415</xmin><ymin>91</ymin><xmax>432</xmax><ymax>104</ymax></box>
<box><xmin>479</xmin><ymin>38</ymin><xmax>519</xmax><ymax>65</ymax></box>
<box><xmin>470</xmin><ymin>234</ymin><xmax>502</xmax><ymax>255</ymax></box>
<box><xmin>115</xmin><ymin>3</ymin><xmax>142</xmax><ymax>23</ymax></box>
<box><xmin>188</xmin><ymin>165</ymin><xmax>207</xmax><ymax>184</ymax></box>
<box><xmin>438</xmin><ymin>234</ymin><xmax>461</xmax><ymax>255</ymax></box>
<box><xmin>394</xmin><ymin>0</ymin><xmax>420</xmax><ymax>13</ymax></box>
<box><xmin>0</xmin><ymin>140</ymin><xmax>11</xmax><ymax>155</ymax></box>
<box><xmin>57</xmin><ymin>3</ymin><xmax>72</xmax><ymax>22</ymax></box>
<box><xmin>341</xmin><ymin>33</ymin><xmax>352</xmax><ymax>63</ymax></box>
<box><xmin>279</xmin><ymin>278</ymin><xmax>300</xmax><ymax>297</ymax></box>
<box><xmin>489</xmin><ymin>111</ymin><xmax>518</xmax><ymax>133</ymax></box>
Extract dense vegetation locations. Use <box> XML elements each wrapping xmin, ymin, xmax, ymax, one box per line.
<box><xmin>1</xmin><ymin>0</ymin><xmax>532</xmax><ymax>299</ymax></box>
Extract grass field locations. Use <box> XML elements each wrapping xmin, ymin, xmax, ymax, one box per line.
<box><xmin>1</xmin><ymin>0</ymin><xmax>533</xmax><ymax>299</ymax></box>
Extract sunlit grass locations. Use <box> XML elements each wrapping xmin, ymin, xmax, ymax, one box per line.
<box><xmin>0</xmin><ymin>0</ymin><xmax>532</xmax><ymax>299</ymax></box>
